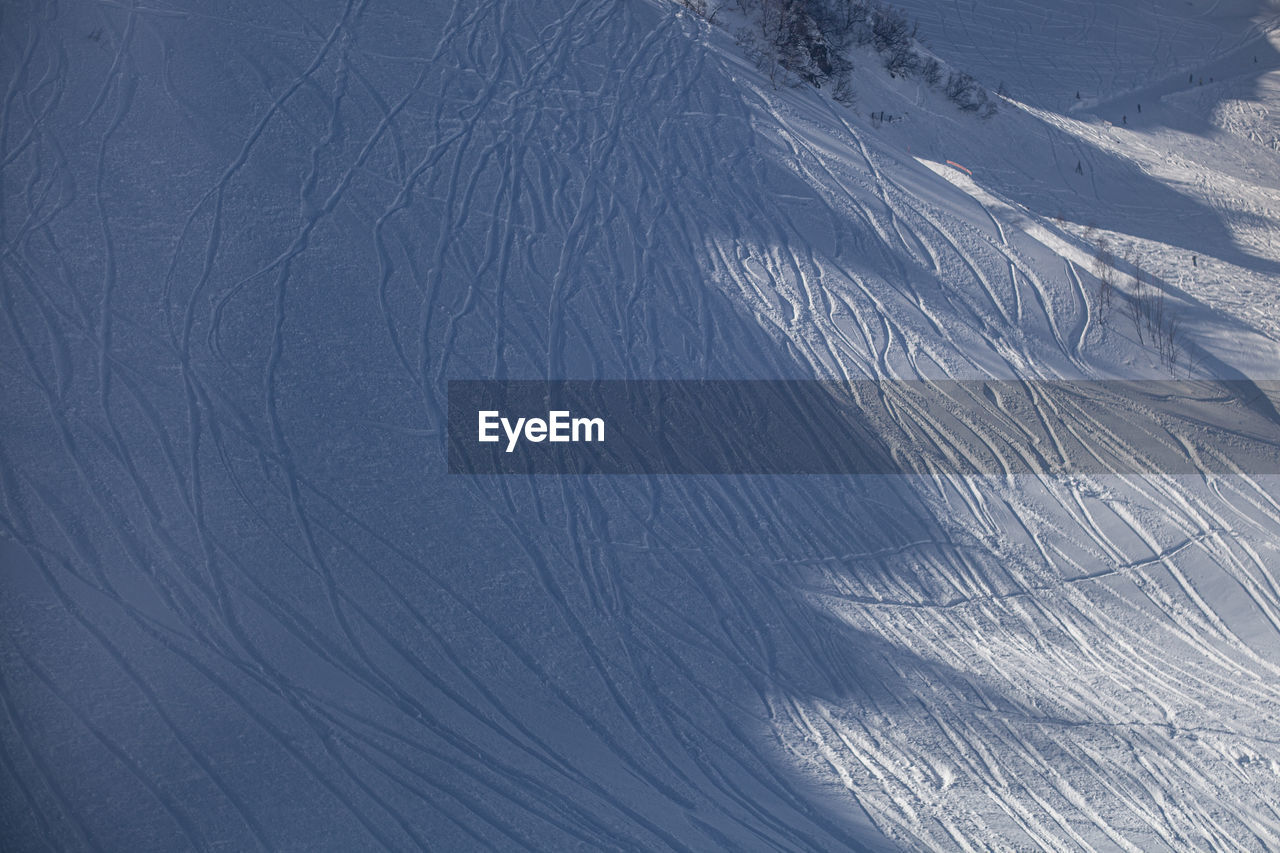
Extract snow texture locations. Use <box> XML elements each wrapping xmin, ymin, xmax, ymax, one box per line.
<box><xmin>3</xmin><ymin>0</ymin><xmax>1280</xmax><ymax>849</ymax></box>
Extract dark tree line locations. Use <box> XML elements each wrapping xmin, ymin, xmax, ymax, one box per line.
<box><xmin>682</xmin><ymin>0</ymin><xmax>996</xmax><ymax>116</ymax></box>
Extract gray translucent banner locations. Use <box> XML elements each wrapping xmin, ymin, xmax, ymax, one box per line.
<box><xmin>447</xmin><ymin>380</ymin><xmax>1280</xmax><ymax>475</ymax></box>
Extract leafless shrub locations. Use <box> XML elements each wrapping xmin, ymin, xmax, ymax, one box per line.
<box><xmin>1117</xmin><ymin>252</ymin><xmax>1185</xmax><ymax>372</ymax></box>
<box><xmin>871</xmin><ymin>6</ymin><xmax>912</xmax><ymax>51</ymax></box>
<box><xmin>920</xmin><ymin>56</ymin><xmax>942</xmax><ymax>86</ymax></box>
<box><xmin>945</xmin><ymin>72</ymin><xmax>987</xmax><ymax>111</ymax></box>
<box><xmin>1126</xmin><ymin>254</ymin><xmax>1146</xmax><ymax>345</ymax></box>
<box><xmin>1090</xmin><ymin>234</ymin><xmax>1115</xmax><ymax>324</ymax></box>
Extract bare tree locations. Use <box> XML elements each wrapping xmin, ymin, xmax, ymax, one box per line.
<box><xmin>1090</xmin><ymin>234</ymin><xmax>1115</xmax><ymax>324</ymax></box>
<box><xmin>920</xmin><ymin>56</ymin><xmax>942</xmax><ymax>86</ymax></box>
<box><xmin>945</xmin><ymin>72</ymin><xmax>987</xmax><ymax>111</ymax></box>
<box><xmin>1126</xmin><ymin>253</ymin><xmax>1145</xmax><ymax>345</ymax></box>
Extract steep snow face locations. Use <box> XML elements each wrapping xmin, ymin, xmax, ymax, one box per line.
<box><xmin>3</xmin><ymin>1</ymin><xmax>1280</xmax><ymax>852</ymax></box>
<box><xmin>866</xmin><ymin>0</ymin><xmax>1280</xmax><ymax>349</ymax></box>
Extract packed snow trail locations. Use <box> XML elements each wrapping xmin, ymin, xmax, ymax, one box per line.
<box><xmin>3</xmin><ymin>0</ymin><xmax>1280</xmax><ymax>851</ymax></box>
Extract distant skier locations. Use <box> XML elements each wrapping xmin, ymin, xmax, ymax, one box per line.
<box><xmin>1122</xmin><ymin>115</ymin><xmax>1127</xmax><ymax>124</ymax></box>
<box><xmin>1075</xmin><ymin>160</ymin><xmax>1083</xmax><ymax>175</ymax></box>
<box><xmin>1076</xmin><ymin>91</ymin><xmax>1080</xmax><ymax>99</ymax></box>
<box><xmin>1137</xmin><ymin>103</ymin><xmax>1141</xmax><ymax>113</ymax></box>
<box><xmin>1192</xmin><ymin>255</ymin><xmax>1197</xmax><ymax>267</ymax></box>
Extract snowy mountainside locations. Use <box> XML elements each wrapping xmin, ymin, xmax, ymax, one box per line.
<box><xmin>854</xmin><ymin>0</ymin><xmax>1280</xmax><ymax>345</ymax></box>
<box><xmin>2</xmin><ymin>0</ymin><xmax>1280</xmax><ymax>851</ymax></box>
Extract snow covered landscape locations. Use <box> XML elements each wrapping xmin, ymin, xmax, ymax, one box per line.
<box><xmin>3</xmin><ymin>0</ymin><xmax>1280</xmax><ymax>849</ymax></box>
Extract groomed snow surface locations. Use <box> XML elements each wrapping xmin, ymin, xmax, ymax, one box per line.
<box><xmin>3</xmin><ymin>0</ymin><xmax>1280</xmax><ymax>849</ymax></box>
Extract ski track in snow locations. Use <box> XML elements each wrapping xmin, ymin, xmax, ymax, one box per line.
<box><xmin>3</xmin><ymin>0</ymin><xmax>1280</xmax><ymax>850</ymax></box>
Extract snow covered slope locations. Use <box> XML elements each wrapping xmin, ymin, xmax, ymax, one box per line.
<box><xmin>3</xmin><ymin>0</ymin><xmax>1280</xmax><ymax>850</ymax></box>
